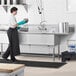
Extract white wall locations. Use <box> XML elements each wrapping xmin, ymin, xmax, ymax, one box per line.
<box><xmin>27</xmin><ymin>0</ymin><xmax>68</xmax><ymax>24</ymax></box>
<box><xmin>44</xmin><ymin>0</ymin><xmax>67</xmax><ymax>24</ymax></box>
<box><xmin>0</xmin><ymin>0</ymin><xmax>68</xmax><ymax>24</ymax></box>
<box><xmin>0</xmin><ymin>7</ymin><xmax>8</xmax><ymax>24</ymax></box>
<box><xmin>26</xmin><ymin>0</ymin><xmax>41</xmax><ymax>24</ymax></box>
<box><xmin>0</xmin><ymin>0</ymin><xmax>76</xmax><ymax>25</ymax></box>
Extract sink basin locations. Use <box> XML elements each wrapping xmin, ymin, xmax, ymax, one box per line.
<box><xmin>19</xmin><ymin>27</ymin><xmax>28</xmax><ymax>32</ymax></box>
<box><xmin>19</xmin><ymin>29</ymin><xmax>51</xmax><ymax>34</ymax></box>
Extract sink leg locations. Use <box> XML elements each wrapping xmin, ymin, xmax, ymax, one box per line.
<box><xmin>1</xmin><ymin>43</ymin><xmax>3</xmax><ymax>56</ymax></box>
<box><xmin>53</xmin><ymin>46</ymin><xmax>55</xmax><ymax>61</ymax></box>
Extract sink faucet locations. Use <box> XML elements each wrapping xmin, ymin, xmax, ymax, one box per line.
<box><xmin>38</xmin><ymin>21</ymin><xmax>47</xmax><ymax>31</ymax></box>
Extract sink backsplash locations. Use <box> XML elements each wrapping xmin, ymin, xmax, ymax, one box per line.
<box><xmin>0</xmin><ymin>24</ymin><xmax>59</xmax><ymax>33</ymax></box>
<box><xmin>23</xmin><ymin>24</ymin><xmax>59</xmax><ymax>33</ymax></box>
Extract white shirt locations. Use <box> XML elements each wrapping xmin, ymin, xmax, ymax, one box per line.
<box><xmin>8</xmin><ymin>14</ymin><xmax>17</xmax><ymax>28</ymax></box>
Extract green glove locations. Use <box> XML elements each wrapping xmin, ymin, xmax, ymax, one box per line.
<box><xmin>17</xmin><ymin>20</ymin><xmax>28</xmax><ymax>30</ymax></box>
<box><xmin>17</xmin><ymin>20</ymin><xmax>27</xmax><ymax>26</ymax></box>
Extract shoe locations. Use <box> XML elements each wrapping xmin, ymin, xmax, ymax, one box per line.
<box><xmin>11</xmin><ymin>58</ymin><xmax>18</xmax><ymax>62</ymax></box>
<box><xmin>2</xmin><ymin>56</ymin><xmax>8</xmax><ymax>60</ymax></box>
<box><xmin>2</xmin><ymin>57</ymin><xmax>10</xmax><ymax>61</ymax></box>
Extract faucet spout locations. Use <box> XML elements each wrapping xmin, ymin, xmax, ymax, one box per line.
<box><xmin>38</xmin><ymin>21</ymin><xmax>47</xmax><ymax>31</ymax></box>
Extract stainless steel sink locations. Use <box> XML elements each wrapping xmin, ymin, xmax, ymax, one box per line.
<box><xmin>19</xmin><ymin>28</ymin><xmax>28</xmax><ymax>32</ymax></box>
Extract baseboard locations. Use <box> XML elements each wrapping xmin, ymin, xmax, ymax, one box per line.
<box><xmin>20</xmin><ymin>53</ymin><xmax>61</xmax><ymax>57</ymax></box>
<box><xmin>0</xmin><ymin>52</ymin><xmax>61</xmax><ymax>57</ymax></box>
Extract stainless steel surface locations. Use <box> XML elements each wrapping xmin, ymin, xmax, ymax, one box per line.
<box><xmin>1</xmin><ymin>43</ymin><xmax>3</xmax><ymax>56</ymax></box>
<box><xmin>0</xmin><ymin>29</ymin><xmax>69</xmax><ymax>35</ymax></box>
<box><xmin>38</xmin><ymin>21</ymin><xmax>47</xmax><ymax>31</ymax></box>
<box><xmin>0</xmin><ymin>29</ymin><xmax>68</xmax><ymax>61</ymax></box>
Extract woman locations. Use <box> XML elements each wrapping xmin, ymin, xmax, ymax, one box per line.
<box><xmin>2</xmin><ymin>7</ymin><xmax>28</xmax><ymax>62</ymax></box>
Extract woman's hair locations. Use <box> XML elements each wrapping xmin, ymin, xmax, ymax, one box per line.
<box><xmin>10</xmin><ymin>7</ymin><xmax>18</xmax><ymax>13</ymax></box>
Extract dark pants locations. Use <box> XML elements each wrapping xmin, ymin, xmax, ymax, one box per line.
<box><xmin>2</xmin><ymin>27</ymin><xmax>20</xmax><ymax>60</ymax></box>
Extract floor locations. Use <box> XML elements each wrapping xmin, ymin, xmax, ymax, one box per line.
<box><xmin>15</xmin><ymin>55</ymin><xmax>76</xmax><ymax>76</ymax></box>
<box><xmin>0</xmin><ymin>55</ymin><xmax>76</xmax><ymax>76</ymax></box>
